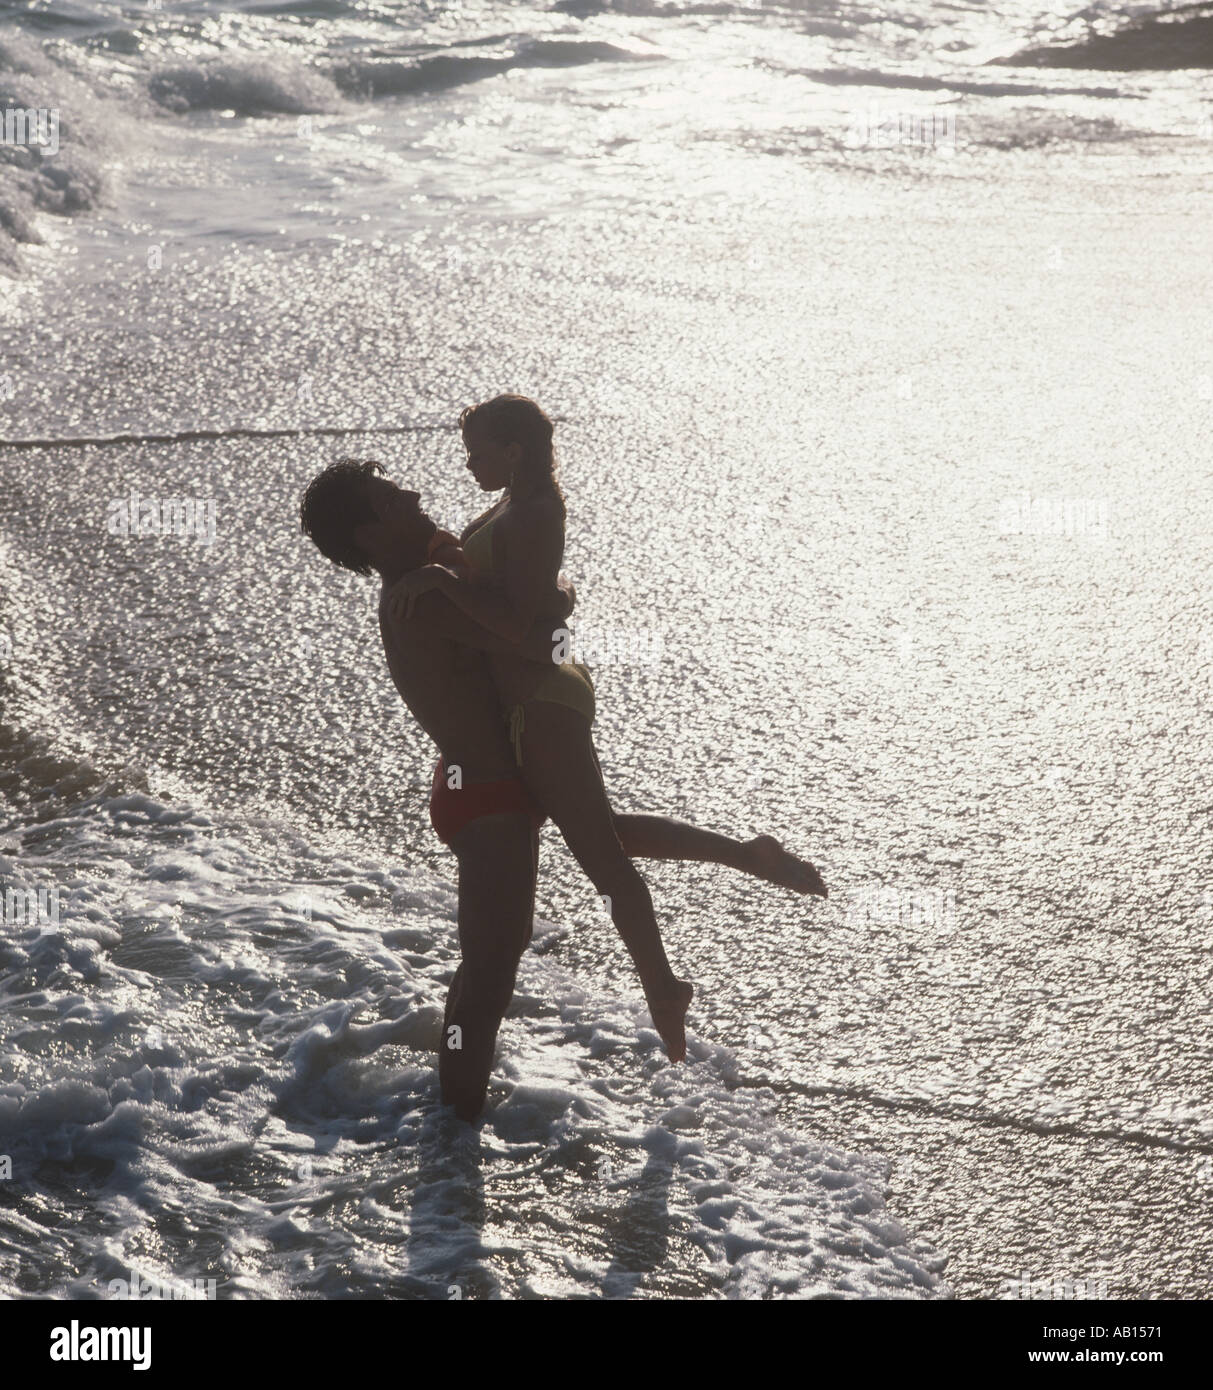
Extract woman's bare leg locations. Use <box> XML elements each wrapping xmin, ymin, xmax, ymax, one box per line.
<box><xmin>516</xmin><ymin>701</ymin><xmax>693</xmax><ymax>1061</ymax></box>
<box><xmin>612</xmin><ymin>814</ymin><xmax>827</xmax><ymax>897</ymax></box>
<box><xmin>577</xmin><ymin>731</ymin><xmax>826</xmax><ymax>895</ymax></box>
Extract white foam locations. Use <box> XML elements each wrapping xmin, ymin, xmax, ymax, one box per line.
<box><xmin>0</xmin><ymin>33</ymin><xmax>144</xmax><ymax>276</ymax></box>
<box><xmin>0</xmin><ymin>786</ymin><xmax>949</xmax><ymax>1298</ymax></box>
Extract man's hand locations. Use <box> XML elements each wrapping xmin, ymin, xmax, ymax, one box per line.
<box><xmin>518</xmin><ymin>621</ymin><xmax>567</xmax><ymax>665</ymax></box>
<box><xmin>555</xmin><ymin>576</ymin><xmax>576</xmax><ymax>620</ymax></box>
<box><xmin>387</xmin><ymin>565</ymin><xmax>450</xmax><ymax>621</ymax></box>
<box><xmin>428</xmin><ymin>531</ymin><xmax>471</xmax><ymax>576</ymax></box>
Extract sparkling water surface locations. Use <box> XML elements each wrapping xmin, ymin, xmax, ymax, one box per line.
<box><xmin>1</xmin><ymin>0</ymin><xmax>1211</xmax><ymax>1300</ymax></box>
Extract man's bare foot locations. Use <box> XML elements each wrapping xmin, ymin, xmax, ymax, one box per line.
<box><xmin>746</xmin><ymin>834</ymin><xmax>827</xmax><ymax>897</ymax></box>
<box><xmin>645</xmin><ymin>978</ymin><xmax>694</xmax><ymax>1063</ymax></box>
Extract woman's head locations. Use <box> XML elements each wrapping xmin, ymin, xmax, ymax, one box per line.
<box><xmin>459</xmin><ymin>394</ymin><xmax>563</xmax><ymax>506</ymax></box>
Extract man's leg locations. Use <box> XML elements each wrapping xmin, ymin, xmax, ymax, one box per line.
<box><xmin>440</xmin><ymin>811</ymin><xmax>536</xmax><ymax>1122</ymax></box>
<box><xmin>524</xmin><ymin>820</ymin><xmax>540</xmax><ymax>946</ymax></box>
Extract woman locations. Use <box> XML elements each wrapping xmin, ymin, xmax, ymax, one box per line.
<box><xmin>391</xmin><ymin>396</ymin><xmax>825</xmax><ymax>1061</ymax></box>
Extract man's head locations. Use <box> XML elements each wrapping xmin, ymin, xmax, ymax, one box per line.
<box><xmin>299</xmin><ymin>459</ymin><xmax>436</xmax><ymax>577</ymax></box>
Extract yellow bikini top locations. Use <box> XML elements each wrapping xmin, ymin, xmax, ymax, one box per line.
<box><xmin>460</xmin><ymin>509</ymin><xmax>503</xmax><ymax>573</ymax></box>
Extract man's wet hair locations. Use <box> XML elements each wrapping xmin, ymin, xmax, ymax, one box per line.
<box><xmin>299</xmin><ymin>458</ymin><xmax>385</xmax><ymax>576</ymax></box>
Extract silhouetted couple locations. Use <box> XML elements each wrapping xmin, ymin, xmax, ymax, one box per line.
<box><xmin>300</xmin><ymin>395</ymin><xmax>824</xmax><ymax>1121</ymax></box>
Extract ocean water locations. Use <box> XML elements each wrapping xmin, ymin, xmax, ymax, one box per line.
<box><xmin>1</xmin><ymin>0</ymin><xmax>1211</xmax><ymax>1299</ymax></box>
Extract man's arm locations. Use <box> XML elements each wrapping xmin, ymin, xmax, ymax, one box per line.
<box><xmin>408</xmin><ymin>568</ymin><xmax>528</xmax><ymax>642</ymax></box>
<box><xmin>392</xmin><ymin>502</ymin><xmax>567</xmax><ymax>643</ymax></box>
<box><xmin>402</xmin><ymin>590</ymin><xmax>562</xmax><ymax>665</ymax></box>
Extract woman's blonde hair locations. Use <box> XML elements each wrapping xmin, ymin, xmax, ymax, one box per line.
<box><xmin>459</xmin><ymin>394</ymin><xmax>565</xmax><ymax>512</ymax></box>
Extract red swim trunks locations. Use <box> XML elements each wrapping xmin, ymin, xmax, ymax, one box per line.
<box><xmin>428</xmin><ymin>758</ymin><xmax>546</xmax><ymax>847</ymax></box>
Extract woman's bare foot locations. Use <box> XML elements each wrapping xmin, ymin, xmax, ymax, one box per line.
<box><xmin>645</xmin><ymin>978</ymin><xmax>694</xmax><ymax>1063</ymax></box>
<box><xmin>746</xmin><ymin>834</ymin><xmax>827</xmax><ymax>897</ymax></box>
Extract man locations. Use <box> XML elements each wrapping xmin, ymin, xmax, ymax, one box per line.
<box><xmin>299</xmin><ymin>458</ymin><xmax>568</xmax><ymax>1122</ymax></box>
